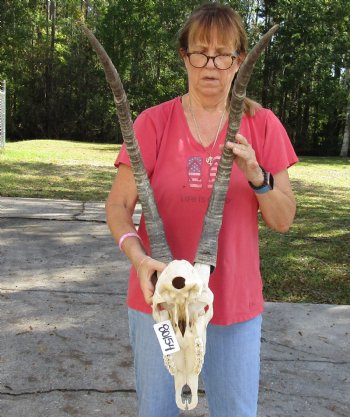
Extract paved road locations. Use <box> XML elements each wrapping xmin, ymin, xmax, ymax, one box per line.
<box><xmin>0</xmin><ymin>197</ymin><xmax>349</xmax><ymax>417</ymax></box>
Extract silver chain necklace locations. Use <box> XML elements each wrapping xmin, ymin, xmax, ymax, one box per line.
<box><xmin>188</xmin><ymin>97</ymin><xmax>226</xmax><ymax>166</ymax></box>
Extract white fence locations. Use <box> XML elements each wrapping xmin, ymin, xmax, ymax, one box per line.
<box><xmin>0</xmin><ymin>80</ymin><xmax>6</xmax><ymax>149</ymax></box>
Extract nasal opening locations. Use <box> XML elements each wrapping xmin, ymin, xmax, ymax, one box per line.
<box><xmin>181</xmin><ymin>384</ymin><xmax>192</xmax><ymax>409</ymax></box>
<box><xmin>172</xmin><ymin>276</ymin><xmax>185</xmax><ymax>289</ymax></box>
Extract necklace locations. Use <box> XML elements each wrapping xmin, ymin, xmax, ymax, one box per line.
<box><xmin>188</xmin><ymin>96</ymin><xmax>226</xmax><ymax>166</ymax></box>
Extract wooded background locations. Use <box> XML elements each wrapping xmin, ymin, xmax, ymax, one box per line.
<box><xmin>0</xmin><ymin>0</ymin><xmax>349</xmax><ymax>155</ymax></box>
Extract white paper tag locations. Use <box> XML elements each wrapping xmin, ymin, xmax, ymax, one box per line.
<box><xmin>153</xmin><ymin>320</ymin><xmax>180</xmax><ymax>355</ymax></box>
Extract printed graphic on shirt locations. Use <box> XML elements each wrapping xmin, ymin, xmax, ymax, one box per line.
<box><xmin>187</xmin><ymin>155</ymin><xmax>221</xmax><ymax>189</ymax></box>
<box><xmin>208</xmin><ymin>156</ymin><xmax>220</xmax><ymax>189</ymax></box>
<box><xmin>187</xmin><ymin>156</ymin><xmax>203</xmax><ymax>189</ymax></box>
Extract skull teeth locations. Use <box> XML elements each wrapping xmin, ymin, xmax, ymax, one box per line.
<box><xmin>163</xmin><ymin>337</ymin><xmax>204</xmax><ymax>377</ymax></box>
<box><xmin>164</xmin><ymin>354</ymin><xmax>176</xmax><ymax>375</ymax></box>
<box><xmin>193</xmin><ymin>338</ymin><xmax>204</xmax><ymax>375</ymax></box>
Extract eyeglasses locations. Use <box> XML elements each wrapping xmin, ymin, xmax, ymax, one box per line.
<box><xmin>186</xmin><ymin>51</ymin><xmax>239</xmax><ymax>70</ymax></box>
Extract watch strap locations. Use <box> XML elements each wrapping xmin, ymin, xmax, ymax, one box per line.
<box><xmin>249</xmin><ymin>166</ymin><xmax>274</xmax><ymax>194</ymax></box>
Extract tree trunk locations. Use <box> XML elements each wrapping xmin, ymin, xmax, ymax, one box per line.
<box><xmin>340</xmin><ymin>101</ymin><xmax>350</xmax><ymax>157</ymax></box>
<box><xmin>340</xmin><ymin>68</ymin><xmax>350</xmax><ymax>157</ymax></box>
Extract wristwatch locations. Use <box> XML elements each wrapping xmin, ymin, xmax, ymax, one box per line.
<box><xmin>249</xmin><ymin>165</ymin><xmax>274</xmax><ymax>194</ymax></box>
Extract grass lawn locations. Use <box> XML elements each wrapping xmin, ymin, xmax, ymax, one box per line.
<box><xmin>0</xmin><ymin>140</ymin><xmax>119</xmax><ymax>201</ymax></box>
<box><xmin>0</xmin><ymin>140</ymin><xmax>349</xmax><ymax>304</ymax></box>
<box><xmin>261</xmin><ymin>157</ymin><xmax>349</xmax><ymax>304</ymax></box>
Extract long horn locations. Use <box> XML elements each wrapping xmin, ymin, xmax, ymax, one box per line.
<box><xmin>195</xmin><ymin>25</ymin><xmax>279</xmax><ymax>267</ymax></box>
<box><xmin>81</xmin><ymin>25</ymin><xmax>172</xmax><ymax>264</ymax></box>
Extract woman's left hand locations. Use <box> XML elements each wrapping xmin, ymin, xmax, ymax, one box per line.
<box><xmin>224</xmin><ymin>133</ymin><xmax>297</xmax><ymax>233</ymax></box>
<box><xmin>225</xmin><ymin>133</ymin><xmax>264</xmax><ymax>187</ymax></box>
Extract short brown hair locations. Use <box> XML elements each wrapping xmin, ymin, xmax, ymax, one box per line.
<box><xmin>178</xmin><ymin>3</ymin><xmax>261</xmax><ymax>116</ymax></box>
<box><xmin>178</xmin><ymin>3</ymin><xmax>247</xmax><ymax>54</ymax></box>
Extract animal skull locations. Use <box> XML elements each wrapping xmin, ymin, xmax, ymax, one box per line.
<box><xmin>152</xmin><ymin>260</ymin><xmax>213</xmax><ymax>410</ymax></box>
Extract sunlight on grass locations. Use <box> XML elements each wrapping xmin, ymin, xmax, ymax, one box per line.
<box><xmin>0</xmin><ymin>140</ymin><xmax>120</xmax><ymax>200</ymax></box>
<box><xmin>289</xmin><ymin>156</ymin><xmax>349</xmax><ymax>188</ymax></box>
<box><xmin>1</xmin><ymin>139</ymin><xmax>118</xmax><ymax>166</ymax></box>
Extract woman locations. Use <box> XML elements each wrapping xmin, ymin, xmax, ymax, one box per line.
<box><xmin>106</xmin><ymin>3</ymin><xmax>298</xmax><ymax>417</ymax></box>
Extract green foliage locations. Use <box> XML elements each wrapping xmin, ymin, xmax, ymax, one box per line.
<box><xmin>0</xmin><ymin>0</ymin><xmax>349</xmax><ymax>154</ymax></box>
<box><xmin>262</xmin><ymin>0</ymin><xmax>350</xmax><ymax>155</ymax></box>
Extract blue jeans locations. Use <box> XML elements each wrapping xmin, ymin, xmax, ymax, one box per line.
<box><xmin>128</xmin><ymin>308</ymin><xmax>262</xmax><ymax>417</ymax></box>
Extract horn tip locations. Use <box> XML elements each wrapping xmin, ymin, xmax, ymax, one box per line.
<box><xmin>270</xmin><ymin>24</ymin><xmax>280</xmax><ymax>34</ymax></box>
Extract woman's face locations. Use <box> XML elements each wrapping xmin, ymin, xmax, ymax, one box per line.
<box><xmin>182</xmin><ymin>30</ymin><xmax>241</xmax><ymax>100</ymax></box>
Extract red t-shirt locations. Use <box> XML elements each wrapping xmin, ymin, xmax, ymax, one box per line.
<box><xmin>116</xmin><ymin>97</ymin><xmax>298</xmax><ymax>325</ymax></box>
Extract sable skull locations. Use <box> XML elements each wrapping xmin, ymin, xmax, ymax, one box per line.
<box><xmin>82</xmin><ymin>22</ymin><xmax>278</xmax><ymax>410</ymax></box>
<box><xmin>152</xmin><ymin>260</ymin><xmax>213</xmax><ymax>409</ymax></box>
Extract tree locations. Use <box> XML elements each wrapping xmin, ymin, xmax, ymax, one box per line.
<box><xmin>255</xmin><ymin>0</ymin><xmax>350</xmax><ymax>155</ymax></box>
<box><xmin>0</xmin><ymin>0</ymin><xmax>349</xmax><ymax>153</ymax></box>
<box><xmin>340</xmin><ymin>68</ymin><xmax>350</xmax><ymax>156</ymax></box>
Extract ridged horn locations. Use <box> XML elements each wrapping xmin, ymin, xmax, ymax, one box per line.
<box><xmin>81</xmin><ymin>24</ymin><xmax>172</xmax><ymax>264</ymax></box>
<box><xmin>195</xmin><ymin>25</ymin><xmax>279</xmax><ymax>267</ymax></box>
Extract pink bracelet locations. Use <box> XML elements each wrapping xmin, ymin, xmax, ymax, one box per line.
<box><xmin>118</xmin><ymin>232</ymin><xmax>141</xmax><ymax>251</ymax></box>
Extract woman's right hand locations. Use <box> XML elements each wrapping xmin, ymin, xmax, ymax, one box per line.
<box><xmin>136</xmin><ymin>256</ymin><xmax>167</xmax><ymax>305</ymax></box>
